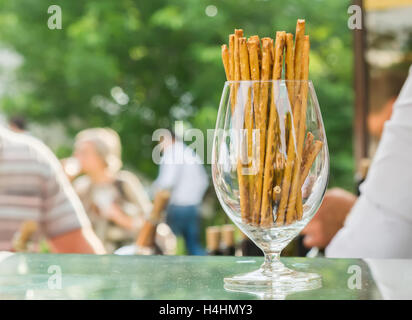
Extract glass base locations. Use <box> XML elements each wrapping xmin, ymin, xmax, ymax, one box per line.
<box><xmin>224</xmin><ymin>264</ymin><xmax>321</xmax><ymax>299</ymax></box>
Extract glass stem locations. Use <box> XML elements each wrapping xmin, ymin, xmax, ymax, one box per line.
<box><xmin>262</xmin><ymin>251</ymin><xmax>285</xmax><ymax>276</ymax></box>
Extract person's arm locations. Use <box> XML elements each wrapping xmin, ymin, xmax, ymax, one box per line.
<box><xmin>49</xmin><ymin>228</ymin><xmax>105</xmax><ymax>254</ymax></box>
<box><xmin>301</xmin><ymin>188</ymin><xmax>357</xmax><ymax>248</ymax></box>
<box><xmin>326</xmin><ymin>65</ymin><xmax>412</xmax><ymax>258</ymax></box>
<box><xmin>104</xmin><ymin>203</ymin><xmax>136</xmax><ymax>231</ymax></box>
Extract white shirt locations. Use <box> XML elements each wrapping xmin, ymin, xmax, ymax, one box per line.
<box><xmin>326</xmin><ymin>65</ymin><xmax>412</xmax><ymax>258</ymax></box>
<box><xmin>154</xmin><ymin>141</ymin><xmax>209</xmax><ymax>206</ymax></box>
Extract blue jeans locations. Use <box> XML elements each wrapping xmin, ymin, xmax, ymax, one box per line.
<box><xmin>166</xmin><ymin>205</ymin><xmax>206</xmax><ymax>256</ymax></box>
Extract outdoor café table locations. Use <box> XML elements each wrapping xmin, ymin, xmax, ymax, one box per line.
<box><xmin>0</xmin><ymin>252</ymin><xmax>410</xmax><ymax>299</ymax></box>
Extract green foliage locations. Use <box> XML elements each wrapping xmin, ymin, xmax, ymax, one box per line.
<box><xmin>0</xmin><ymin>0</ymin><xmax>354</xmax><ymax>190</ymax></box>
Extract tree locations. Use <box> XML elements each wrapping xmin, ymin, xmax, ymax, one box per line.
<box><xmin>0</xmin><ymin>0</ymin><xmax>353</xmax><ymax>189</ymax></box>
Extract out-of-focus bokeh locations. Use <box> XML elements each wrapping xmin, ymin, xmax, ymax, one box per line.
<box><xmin>0</xmin><ymin>0</ymin><xmax>355</xmax><ymax>253</ymax></box>
<box><xmin>0</xmin><ymin>0</ymin><xmax>354</xmax><ymax>185</ymax></box>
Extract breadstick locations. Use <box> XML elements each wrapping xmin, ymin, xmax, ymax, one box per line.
<box><xmin>302</xmin><ymin>132</ymin><xmax>314</xmax><ymax>162</ymax></box>
<box><xmin>281</xmin><ymin>34</ymin><xmax>296</xmax><ymax>220</ymax></box>
<box><xmin>239</xmin><ymin>37</ymin><xmax>253</xmax><ymax>221</ymax></box>
<box><xmin>252</xmin><ymin>37</ymin><xmax>272</xmax><ymax>226</ymax></box>
<box><xmin>270</xmin><ymin>38</ymin><xmax>275</xmax><ymax>64</ymax></box>
<box><xmin>235</xmin><ymin>30</ymin><xmax>250</xmax><ymax>223</ymax></box>
<box><xmin>297</xmin><ymin>36</ymin><xmax>310</xmax><ymax>157</ymax></box>
<box><xmin>272</xmin><ymin>146</ymin><xmax>285</xmax><ymax>202</ymax></box>
<box><xmin>273</xmin><ymin>185</ymin><xmax>282</xmax><ymax>202</ymax></box>
<box><xmin>281</xmin><ymin>23</ymin><xmax>304</xmax><ymax>224</ymax></box>
<box><xmin>234</xmin><ymin>29</ymin><xmax>243</xmax><ymax>82</ymax></box>
<box><xmin>293</xmin><ymin>132</ymin><xmax>314</xmax><ymax>220</ymax></box>
<box><xmin>294</xmin><ymin>19</ymin><xmax>306</xmax><ymax>98</ymax></box>
<box><xmin>286</xmin><ymin>35</ymin><xmax>310</xmax><ymax>223</ymax></box>
<box><xmin>223</xmin><ymin>33</ymin><xmax>249</xmax><ymax>223</ymax></box>
<box><xmin>234</xmin><ymin>31</ymin><xmax>249</xmax><ymax>222</ymax></box>
<box><xmin>260</xmin><ymin>31</ymin><xmax>286</xmax><ymax>227</ymax></box>
<box><xmin>231</xmin><ymin>29</ymin><xmax>243</xmax><ymax>112</ymax></box>
<box><xmin>300</xmin><ymin>140</ymin><xmax>323</xmax><ymax>187</ymax></box>
<box><xmin>232</xmin><ymin>29</ymin><xmax>243</xmax><ymax>114</ymax></box>
<box><xmin>285</xmin><ymin>33</ymin><xmax>295</xmax><ymax>110</ymax></box>
<box><xmin>249</xmin><ymin>35</ymin><xmax>262</xmax><ymax>70</ymax></box>
<box><xmin>228</xmin><ymin>34</ymin><xmax>235</xmax><ymax>113</ymax></box>
<box><xmin>221</xmin><ymin>45</ymin><xmax>230</xmax><ymax>81</ymax></box>
<box><xmin>229</xmin><ymin>34</ymin><xmax>235</xmax><ymax>79</ymax></box>
<box><xmin>249</xmin><ymin>35</ymin><xmax>259</xmax><ymax>42</ymax></box>
<box><xmin>275</xmin><ymin>114</ymin><xmax>296</xmax><ymax>225</ymax></box>
<box><xmin>247</xmin><ymin>38</ymin><xmax>261</xmax><ymax>224</ymax></box>
<box><xmin>247</xmin><ymin>38</ymin><xmax>260</xmax><ymax>100</ymax></box>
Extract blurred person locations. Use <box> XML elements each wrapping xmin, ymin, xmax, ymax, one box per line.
<box><xmin>0</xmin><ymin>126</ymin><xmax>104</xmax><ymax>253</ymax></box>
<box><xmin>301</xmin><ymin>188</ymin><xmax>357</xmax><ymax>250</ymax></box>
<box><xmin>302</xmin><ymin>65</ymin><xmax>412</xmax><ymax>258</ymax></box>
<box><xmin>8</xmin><ymin>115</ymin><xmax>27</xmax><ymax>133</ymax></box>
<box><xmin>71</xmin><ymin>128</ymin><xmax>174</xmax><ymax>254</ymax></box>
<box><xmin>153</xmin><ymin>130</ymin><xmax>209</xmax><ymax>255</ymax></box>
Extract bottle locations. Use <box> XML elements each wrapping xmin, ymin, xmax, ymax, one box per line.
<box><xmin>206</xmin><ymin>226</ymin><xmax>222</xmax><ymax>255</ymax></box>
<box><xmin>12</xmin><ymin>221</ymin><xmax>38</xmax><ymax>252</ymax></box>
<box><xmin>220</xmin><ymin>224</ymin><xmax>236</xmax><ymax>256</ymax></box>
<box><xmin>135</xmin><ymin>190</ymin><xmax>170</xmax><ymax>255</ymax></box>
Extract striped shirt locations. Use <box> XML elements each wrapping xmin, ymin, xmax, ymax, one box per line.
<box><xmin>0</xmin><ymin>127</ymin><xmax>91</xmax><ymax>251</ymax></box>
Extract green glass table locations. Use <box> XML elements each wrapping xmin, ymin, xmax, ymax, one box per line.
<box><xmin>0</xmin><ymin>252</ymin><xmax>410</xmax><ymax>299</ymax></box>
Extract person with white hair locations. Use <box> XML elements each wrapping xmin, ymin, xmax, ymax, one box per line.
<box><xmin>70</xmin><ymin>127</ymin><xmax>174</xmax><ymax>254</ymax></box>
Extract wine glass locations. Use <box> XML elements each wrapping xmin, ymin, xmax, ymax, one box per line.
<box><xmin>212</xmin><ymin>80</ymin><xmax>329</xmax><ymax>293</ymax></box>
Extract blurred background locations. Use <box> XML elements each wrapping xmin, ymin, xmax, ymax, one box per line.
<box><xmin>0</xmin><ymin>0</ymin><xmax>411</xmax><ymax>255</ymax></box>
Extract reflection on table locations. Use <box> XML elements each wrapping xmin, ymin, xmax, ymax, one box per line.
<box><xmin>1</xmin><ymin>252</ymin><xmax>410</xmax><ymax>300</ymax></box>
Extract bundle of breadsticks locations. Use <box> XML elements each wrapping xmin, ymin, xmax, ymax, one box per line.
<box><xmin>221</xmin><ymin>19</ymin><xmax>323</xmax><ymax>227</ymax></box>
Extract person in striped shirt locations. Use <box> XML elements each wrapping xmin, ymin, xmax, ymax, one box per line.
<box><xmin>0</xmin><ymin>126</ymin><xmax>104</xmax><ymax>253</ymax></box>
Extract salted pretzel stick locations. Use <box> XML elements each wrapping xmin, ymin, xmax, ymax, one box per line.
<box><xmin>276</xmin><ymin>113</ymin><xmax>296</xmax><ymax>225</ymax></box>
<box><xmin>239</xmin><ymin>37</ymin><xmax>253</xmax><ymax>222</ymax></box>
<box><xmin>222</xmin><ymin>33</ymin><xmax>249</xmax><ymax>223</ymax></box>
<box><xmin>230</xmin><ymin>29</ymin><xmax>243</xmax><ymax>112</ymax></box>
<box><xmin>282</xmin><ymin>22</ymin><xmax>306</xmax><ymax>223</ymax></box>
<box><xmin>234</xmin><ymin>29</ymin><xmax>243</xmax><ymax>81</ymax></box>
<box><xmin>300</xmin><ymin>140</ymin><xmax>323</xmax><ymax>187</ymax></box>
<box><xmin>228</xmin><ymin>34</ymin><xmax>235</xmax><ymax>113</ymax></box>
<box><xmin>221</xmin><ymin>45</ymin><xmax>230</xmax><ymax>81</ymax></box>
<box><xmin>286</xmin><ymin>35</ymin><xmax>310</xmax><ymax>223</ymax></box>
<box><xmin>229</xmin><ymin>35</ymin><xmax>235</xmax><ymax>79</ymax></box>
<box><xmin>249</xmin><ymin>35</ymin><xmax>259</xmax><ymax>42</ymax></box>
<box><xmin>298</xmin><ymin>35</ymin><xmax>311</xmax><ymax>152</ymax></box>
<box><xmin>239</xmin><ymin>37</ymin><xmax>252</xmax><ymax>155</ymax></box>
<box><xmin>296</xmin><ymin>131</ymin><xmax>314</xmax><ymax>217</ymax></box>
<box><xmin>260</xmin><ymin>31</ymin><xmax>286</xmax><ymax>227</ymax></box>
<box><xmin>285</xmin><ymin>33</ymin><xmax>295</xmax><ymax>110</ymax></box>
<box><xmin>302</xmin><ymin>132</ymin><xmax>314</xmax><ymax>161</ymax></box>
<box><xmin>270</xmin><ymin>38</ymin><xmax>275</xmax><ymax>64</ymax></box>
<box><xmin>247</xmin><ymin>38</ymin><xmax>260</xmax><ymax>102</ymax></box>
<box><xmin>233</xmin><ymin>30</ymin><xmax>249</xmax><ymax>223</ymax></box>
<box><xmin>279</xmin><ymin>33</ymin><xmax>296</xmax><ymax>219</ymax></box>
<box><xmin>247</xmin><ymin>38</ymin><xmax>261</xmax><ymax>224</ymax></box>
<box><xmin>232</xmin><ymin>29</ymin><xmax>243</xmax><ymax>118</ymax></box>
<box><xmin>272</xmin><ymin>145</ymin><xmax>285</xmax><ymax>201</ymax></box>
<box><xmin>276</xmin><ymin>31</ymin><xmax>298</xmax><ymax>225</ymax></box>
<box><xmin>294</xmin><ymin>19</ymin><xmax>306</xmax><ymax>99</ymax></box>
<box><xmin>252</xmin><ymin>37</ymin><xmax>272</xmax><ymax>226</ymax></box>
<box><xmin>249</xmin><ymin>35</ymin><xmax>262</xmax><ymax>70</ymax></box>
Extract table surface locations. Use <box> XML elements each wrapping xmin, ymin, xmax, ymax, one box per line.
<box><xmin>0</xmin><ymin>252</ymin><xmax>411</xmax><ymax>300</ymax></box>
